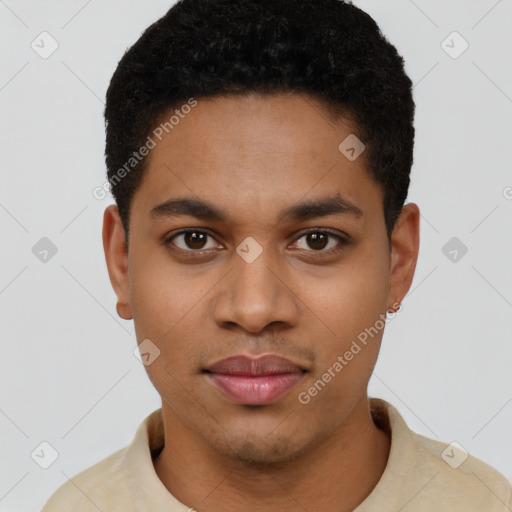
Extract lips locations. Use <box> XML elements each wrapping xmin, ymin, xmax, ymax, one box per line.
<box><xmin>204</xmin><ymin>354</ymin><xmax>306</xmax><ymax>405</ymax></box>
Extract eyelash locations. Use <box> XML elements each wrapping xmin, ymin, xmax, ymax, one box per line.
<box><xmin>163</xmin><ymin>228</ymin><xmax>350</xmax><ymax>257</ymax></box>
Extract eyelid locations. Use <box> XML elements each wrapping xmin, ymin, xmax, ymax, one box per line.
<box><xmin>164</xmin><ymin>227</ymin><xmax>349</xmax><ymax>254</ymax></box>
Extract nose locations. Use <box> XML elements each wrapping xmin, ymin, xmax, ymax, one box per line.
<box><xmin>212</xmin><ymin>245</ymin><xmax>300</xmax><ymax>334</ymax></box>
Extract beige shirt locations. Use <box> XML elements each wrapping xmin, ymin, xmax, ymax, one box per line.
<box><xmin>41</xmin><ymin>398</ymin><xmax>511</xmax><ymax>511</ymax></box>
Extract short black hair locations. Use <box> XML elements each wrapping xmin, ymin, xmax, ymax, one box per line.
<box><xmin>104</xmin><ymin>0</ymin><xmax>415</xmax><ymax>244</ymax></box>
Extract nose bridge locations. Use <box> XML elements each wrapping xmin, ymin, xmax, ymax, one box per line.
<box><xmin>236</xmin><ymin>248</ymin><xmax>277</xmax><ymax>300</ymax></box>
<box><xmin>213</xmin><ymin>238</ymin><xmax>299</xmax><ymax>332</ymax></box>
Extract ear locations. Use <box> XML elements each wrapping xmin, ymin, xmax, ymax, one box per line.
<box><xmin>102</xmin><ymin>205</ymin><xmax>132</xmax><ymax>319</ymax></box>
<box><xmin>388</xmin><ymin>203</ymin><xmax>420</xmax><ymax>310</ymax></box>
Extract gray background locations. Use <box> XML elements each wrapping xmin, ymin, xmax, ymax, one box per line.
<box><xmin>1</xmin><ymin>0</ymin><xmax>511</xmax><ymax>510</ymax></box>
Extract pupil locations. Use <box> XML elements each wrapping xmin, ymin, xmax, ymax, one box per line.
<box><xmin>308</xmin><ymin>233</ymin><xmax>328</xmax><ymax>250</ymax></box>
<box><xmin>186</xmin><ymin>232</ymin><xmax>206</xmax><ymax>249</ymax></box>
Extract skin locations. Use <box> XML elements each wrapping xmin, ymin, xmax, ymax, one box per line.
<box><xmin>103</xmin><ymin>92</ymin><xmax>420</xmax><ymax>512</ymax></box>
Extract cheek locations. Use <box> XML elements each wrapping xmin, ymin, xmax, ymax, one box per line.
<box><xmin>128</xmin><ymin>248</ymin><xmax>223</xmax><ymax>378</ymax></box>
<box><xmin>295</xmin><ymin>249</ymin><xmax>389</xmax><ymax>385</ymax></box>
<box><xmin>295</xmin><ymin>303</ymin><xmax>384</xmax><ymax>414</ymax></box>
<box><xmin>298</xmin><ymin>257</ymin><xmax>389</xmax><ymax>336</ymax></box>
<box><xmin>128</xmin><ymin>244</ymin><xmax>204</xmax><ymax>330</ymax></box>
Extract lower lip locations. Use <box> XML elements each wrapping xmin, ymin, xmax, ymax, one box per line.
<box><xmin>207</xmin><ymin>373</ymin><xmax>304</xmax><ymax>405</ymax></box>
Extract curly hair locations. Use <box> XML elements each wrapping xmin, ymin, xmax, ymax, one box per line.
<box><xmin>104</xmin><ymin>0</ymin><xmax>415</xmax><ymax>243</ymax></box>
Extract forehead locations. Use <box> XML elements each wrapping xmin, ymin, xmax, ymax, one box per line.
<box><xmin>131</xmin><ymin>93</ymin><xmax>383</xmax><ymax>228</ymax></box>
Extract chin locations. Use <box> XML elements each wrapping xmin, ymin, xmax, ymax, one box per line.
<box><xmin>213</xmin><ymin>432</ymin><xmax>314</xmax><ymax>468</ymax></box>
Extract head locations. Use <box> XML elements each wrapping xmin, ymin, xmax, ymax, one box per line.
<box><xmin>103</xmin><ymin>0</ymin><xmax>419</xmax><ymax>465</ymax></box>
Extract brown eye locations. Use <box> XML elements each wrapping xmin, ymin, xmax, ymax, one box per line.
<box><xmin>306</xmin><ymin>232</ymin><xmax>329</xmax><ymax>250</ymax></box>
<box><xmin>293</xmin><ymin>230</ymin><xmax>347</xmax><ymax>252</ymax></box>
<box><xmin>167</xmin><ymin>230</ymin><xmax>218</xmax><ymax>251</ymax></box>
<box><xmin>184</xmin><ymin>231</ymin><xmax>207</xmax><ymax>249</ymax></box>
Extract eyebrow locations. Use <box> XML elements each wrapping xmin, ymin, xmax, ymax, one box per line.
<box><xmin>150</xmin><ymin>195</ymin><xmax>363</xmax><ymax>223</ymax></box>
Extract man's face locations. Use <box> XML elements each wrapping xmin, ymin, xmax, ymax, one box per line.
<box><xmin>105</xmin><ymin>93</ymin><xmax>417</xmax><ymax>465</ymax></box>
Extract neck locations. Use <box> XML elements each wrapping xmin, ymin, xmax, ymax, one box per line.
<box><xmin>153</xmin><ymin>396</ymin><xmax>390</xmax><ymax>512</ymax></box>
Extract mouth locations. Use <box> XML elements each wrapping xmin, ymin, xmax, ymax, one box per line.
<box><xmin>203</xmin><ymin>354</ymin><xmax>308</xmax><ymax>405</ymax></box>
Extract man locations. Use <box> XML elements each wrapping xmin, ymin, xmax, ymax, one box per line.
<box><xmin>42</xmin><ymin>0</ymin><xmax>511</xmax><ymax>510</ymax></box>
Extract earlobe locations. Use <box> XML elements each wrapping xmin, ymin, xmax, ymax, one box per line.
<box><xmin>116</xmin><ymin>301</ymin><xmax>132</xmax><ymax>320</ymax></box>
<box><xmin>386</xmin><ymin>299</ymin><xmax>402</xmax><ymax>315</ymax></box>
<box><xmin>388</xmin><ymin>203</ymin><xmax>420</xmax><ymax>310</ymax></box>
<box><xmin>102</xmin><ymin>205</ymin><xmax>132</xmax><ymax>319</ymax></box>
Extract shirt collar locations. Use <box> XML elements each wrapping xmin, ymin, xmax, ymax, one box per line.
<box><xmin>121</xmin><ymin>408</ymin><xmax>187</xmax><ymax>510</ymax></box>
<box><xmin>355</xmin><ymin>398</ymin><xmax>417</xmax><ymax>511</ymax></box>
<box><xmin>121</xmin><ymin>398</ymin><xmax>414</xmax><ymax>511</ymax></box>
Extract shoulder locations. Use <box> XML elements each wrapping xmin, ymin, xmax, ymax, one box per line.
<box><xmin>41</xmin><ymin>446</ymin><xmax>132</xmax><ymax>512</ymax></box>
<box><xmin>368</xmin><ymin>398</ymin><xmax>511</xmax><ymax>511</ymax></box>
<box><xmin>412</xmin><ymin>431</ymin><xmax>511</xmax><ymax>510</ymax></box>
